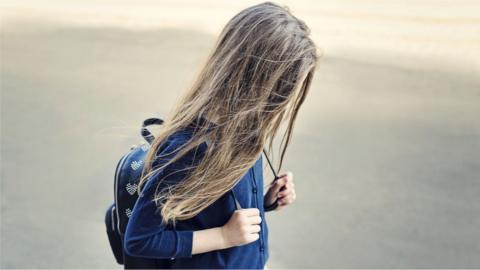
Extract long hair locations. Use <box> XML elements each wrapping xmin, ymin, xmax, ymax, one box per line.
<box><xmin>139</xmin><ymin>1</ymin><xmax>320</xmax><ymax>224</ymax></box>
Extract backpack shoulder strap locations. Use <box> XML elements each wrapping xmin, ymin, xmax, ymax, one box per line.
<box><xmin>230</xmin><ymin>190</ymin><xmax>242</xmax><ymax>210</ymax></box>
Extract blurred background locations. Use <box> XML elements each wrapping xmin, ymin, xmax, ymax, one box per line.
<box><xmin>1</xmin><ymin>0</ymin><xmax>479</xmax><ymax>268</ymax></box>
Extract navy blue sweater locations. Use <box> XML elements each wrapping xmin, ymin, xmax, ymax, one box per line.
<box><xmin>123</xmin><ymin>122</ymin><xmax>269</xmax><ymax>269</ymax></box>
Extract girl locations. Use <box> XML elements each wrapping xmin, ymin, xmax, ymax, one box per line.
<box><xmin>123</xmin><ymin>2</ymin><xmax>319</xmax><ymax>269</ymax></box>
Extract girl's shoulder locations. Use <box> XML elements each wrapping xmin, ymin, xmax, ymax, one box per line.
<box><xmin>151</xmin><ymin>121</ymin><xmax>210</xmax><ymax>174</ymax></box>
<box><xmin>156</xmin><ymin>117</ymin><xmax>212</xmax><ymax>155</ymax></box>
<box><xmin>146</xmin><ymin>117</ymin><xmax>213</xmax><ymax>187</ymax></box>
<box><xmin>141</xmin><ymin>128</ymin><xmax>207</xmax><ymax>194</ymax></box>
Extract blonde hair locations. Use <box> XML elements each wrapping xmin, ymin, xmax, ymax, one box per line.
<box><xmin>139</xmin><ymin>1</ymin><xmax>320</xmax><ymax>224</ymax></box>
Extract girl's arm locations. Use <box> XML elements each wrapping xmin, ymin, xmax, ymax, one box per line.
<box><xmin>124</xmin><ymin>162</ymin><xmax>261</xmax><ymax>259</ymax></box>
<box><xmin>125</xmin><ymin>187</ymin><xmax>261</xmax><ymax>258</ymax></box>
<box><xmin>192</xmin><ymin>208</ymin><xmax>262</xmax><ymax>254</ymax></box>
<box><xmin>123</xmin><ymin>180</ymin><xmax>194</xmax><ymax>259</ymax></box>
<box><xmin>123</xmin><ymin>138</ymin><xmax>199</xmax><ymax>259</ymax></box>
<box><xmin>124</xmin><ymin>138</ymin><xmax>261</xmax><ymax>258</ymax></box>
<box><xmin>192</xmin><ymin>227</ymin><xmax>227</xmax><ymax>254</ymax></box>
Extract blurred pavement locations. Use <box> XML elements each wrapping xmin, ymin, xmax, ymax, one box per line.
<box><xmin>1</xmin><ymin>0</ymin><xmax>479</xmax><ymax>268</ymax></box>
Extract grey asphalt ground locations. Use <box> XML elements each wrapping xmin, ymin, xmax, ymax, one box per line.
<box><xmin>1</xmin><ymin>3</ymin><xmax>480</xmax><ymax>268</ymax></box>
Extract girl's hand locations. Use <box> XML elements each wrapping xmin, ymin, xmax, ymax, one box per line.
<box><xmin>221</xmin><ymin>208</ymin><xmax>262</xmax><ymax>248</ymax></box>
<box><xmin>264</xmin><ymin>171</ymin><xmax>296</xmax><ymax>211</ymax></box>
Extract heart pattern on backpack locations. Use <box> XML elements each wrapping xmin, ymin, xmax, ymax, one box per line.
<box><xmin>125</xmin><ymin>208</ymin><xmax>132</xmax><ymax>218</ymax></box>
<box><xmin>126</xmin><ymin>183</ymin><xmax>137</xmax><ymax>195</ymax></box>
<box><xmin>130</xmin><ymin>160</ymin><xmax>143</xmax><ymax>170</ymax></box>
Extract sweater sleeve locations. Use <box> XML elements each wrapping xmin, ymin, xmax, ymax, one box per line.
<box><xmin>123</xmin><ymin>134</ymin><xmax>205</xmax><ymax>259</ymax></box>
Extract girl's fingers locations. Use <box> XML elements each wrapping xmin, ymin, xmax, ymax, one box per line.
<box><xmin>278</xmin><ymin>195</ymin><xmax>294</xmax><ymax>205</ymax></box>
<box><xmin>278</xmin><ymin>187</ymin><xmax>293</xmax><ymax>197</ymax></box>
<box><xmin>278</xmin><ymin>171</ymin><xmax>293</xmax><ymax>179</ymax></box>
<box><xmin>281</xmin><ymin>171</ymin><xmax>293</xmax><ymax>183</ymax></box>
<box><xmin>266</xmin><ymin>171</ymin><xmax>295</xmax><ymax>210</ymax></box>
<box><xmin>241</xmin><ymin>208</ymin><xmax>260</xmax><ymax>217</ymax></box>
<box><xmin>271</xmin><ymin>176</ymin><xmax>291</xmax><ymax>193</ymax></box>
<box><xmin>247</xmin><ymin>215</ymin><xmax>262</xmax><ymax>225</ymax></box>
<box><xmin>276</xmin><ymin>175</ymin><xmax>289</xmax><ymax>184</ymax></box>
<box><xmin>277</xmin><ymin>183</ymin><xmax>295</xmax><ymax>198</ymax></box>
<box><xmin>247</xmin><ymin>233</ymin><xmax>260</xmax><ymax>242</ymax></box>
<box><xmin>274</xmin><ymin>177</ymin><xmax>287</xmax><ymax>187</ymax></box>
<box><xmin>270</xmin><ymin>177</ymin><xmax>287</xmax><ymax>194</ymax></box>
<box><xmin>274</xmin><ymin>172</ymin><xmax>294</xmax><ymax>189</ymax></box>
<box><xmin>248</xmin><ymin>225</ymin><xmax>261</xmax><ymax>233</ymax></box>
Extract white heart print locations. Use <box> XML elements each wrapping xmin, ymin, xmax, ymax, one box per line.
<box><xmin>126</xmin><ymin>183</ymin><xmax>137</xmax><ymax>195</ymax></box>
<box><xmin>130</xmin><ymin>160</ymin><xmax>143</xmax><ymax>170</ymax></box>
<box><xmin>125</xmin><ymin>208</ymin><xmax>132</xmax><ymax>218</ymax></box>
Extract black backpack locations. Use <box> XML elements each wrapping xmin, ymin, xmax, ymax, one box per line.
<box><xmin>104</xmin><ymin>117</ymin><xmax>280</xmax><ymax>265</ymax></box>
<box><xmin>105</xmin><ymin>117</ymin><xmax>165</xmax><ymax>265</ymax></box>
